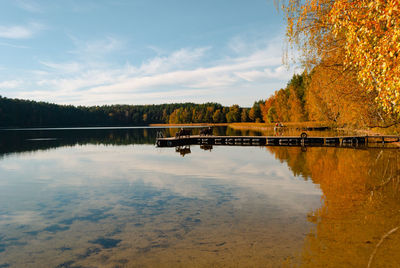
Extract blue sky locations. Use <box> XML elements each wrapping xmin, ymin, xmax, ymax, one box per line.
<box><xmin>0</xmin><ymin>0</ymin><xmax>299</xmax><ymax>107</ymax></box>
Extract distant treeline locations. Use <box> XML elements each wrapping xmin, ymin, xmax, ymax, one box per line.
<box><xmin>0</xmin><ymin>96</ymin><xmax>269</xmax><ymax>127</ymax></box>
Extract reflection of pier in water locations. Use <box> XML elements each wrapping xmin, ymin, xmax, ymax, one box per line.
<box><xmin>157</xmin><ymin>135</ymin><xmax>400</xmax><ymax>149</ymax></box>
<box><xmin>175</xmin><ymin>144</ymin><xmax>214</xmax><ymax>156</ymax></box>
<box><xmin>175</xmin><ymin>146</ymin><xmax>191</xmax><ymax>157</ymax></box>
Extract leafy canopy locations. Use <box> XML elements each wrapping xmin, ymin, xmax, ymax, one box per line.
<box><xmin>283</xmin><ymin>0</ymin><xmax>400</xmax><ymax>115</ymax></box>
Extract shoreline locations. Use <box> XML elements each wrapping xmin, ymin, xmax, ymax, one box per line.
<box><xmin>150</xmin><ymin>121</ymin><xmax>331</xmax><ymax>129</ymax></box>
<box><xmin>149</xmin><ymin>123</ymin><xmax>230</xmax><ymax>127</ymax></box>
<box><xmin>227</xmin><ymin>122</ymin><xmax>332</xmax><ymax>131</ymax></box>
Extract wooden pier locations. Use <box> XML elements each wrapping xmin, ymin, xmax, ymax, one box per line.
<box><xmin>156</xmin><ymin>134</ymin><xmax>400</xmax><ymax>148</ymax></box>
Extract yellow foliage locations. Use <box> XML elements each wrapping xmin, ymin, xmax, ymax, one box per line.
<box><xmin>306</xmin><ymin>52</ymin><xmax>382</xmax><ymax>127</ymax></box>
<box><xmin>283</xmin><ymin>0</ymin><xmax>400</xmax><ymax>116</ymax></box>
<box><xmin>329</xmin><ymin>0</ymin><xmax>400</xmax><ymax>114</ymax></box>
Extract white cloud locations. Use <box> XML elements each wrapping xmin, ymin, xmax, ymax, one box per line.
<box><xmin>0</xmin><ymin>25</ymin><xmax>33</xmax><ymax>39</ymax></box>
<box><xmin>0</xmin><ymin>41</ymin><xmax>29</xmax><ymax>49</ymax></box>
<box><xmin>39</xmin><ymin>61</ymin><xmax>83</xmax><ymax>73</ymax></box>
<box><xmin>139</xmin><ymin>47</ymin><xmax>210</xmax><ymax>74</ymax></box>
<box><xmin>9</xmin><ymin>35</ymin><xmax>300</xmax><ymax>106</ymax></box>
<box><xmin>68</xmin><ymin>35</ymin><xmax>124</xmax><ymax>58</ymax></box>
<box><xmin>0</xmin><ymin>80</ymin><xmax>22</xmax><ymax>89</ymax></box>
<box><xmin>36</xmin><ymin>69</ymin><xmax>117</xmax><ymax>92</ymax></box>
<box><xmin>235</xmin><ymin>66</ymin><xmax>293</xmax><ymax>82</ymax></box>
<box><xmin>83</xmin><ymin>36</ymin><xmax>122</xmax><ymax>53</ymax></box>
<box><xmin>0</xmin><ymin>22</ymin><xmax>44</xmax><ymax>39</ymax></box>
<box><xmin>228</xmin><ymin>35</ymin><xmax>248</xmax><ymax>54</ymax></box>
<box><xmin>147</xmin><ymin>45</ymin><xmax>166</xmax><ymax>55</ymax></box>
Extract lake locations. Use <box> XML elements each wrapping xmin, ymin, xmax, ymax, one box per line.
<box><xmin>0</xmin><ymin>127</ymin><xmax>399</xmax><ymax>267</ymax></box>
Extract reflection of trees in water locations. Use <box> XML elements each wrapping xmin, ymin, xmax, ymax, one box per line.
<box><xmin>0</xmin><ymin>127</ymin><xmax>232</xmax><ymax>158</ymax></box>
<box><xmin>266</xmin><ymin>146</ymin><xmax>400</xmax><ymax>267</ymax></box>
<box><xmin>0</xmin><ymin>129</ymin><xmax>160</xmax><ymax>158</ymax></box>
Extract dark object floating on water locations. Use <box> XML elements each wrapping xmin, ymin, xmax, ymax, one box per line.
<box><xmin>89</xmin><ymin>237</ymin><xmax>122</xmax><ymax>249</ymax></box>
<box><xmin>26</xmin><ymin>138</ymin><xmax>58</xmax><ymax>141</ymax></box>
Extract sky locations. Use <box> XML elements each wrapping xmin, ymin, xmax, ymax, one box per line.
<box><xmin>0</xmin><ymin>0</ymin><xmax>299</xmax><ymax>107</ymax></box>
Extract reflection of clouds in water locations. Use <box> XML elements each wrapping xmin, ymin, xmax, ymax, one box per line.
<box><xmin>0</xmin><ymin>144</ymin><xmax>321</xmax><ymax>213</ymax></box>
<box><xmin>0</xmin><ymin>161</ymin><xmax>21</xmax><ymax>171</ymax></box>
<box><xmin>234</xmin><ymin>162</ymin><xmax>293</xmax><ymax>179</ymax></box>
<box><xmin>0</xmin><ymin>143</ymin><xmax>323</xmax><ymax>267</ymax></box>
<box><xmin>0</xmin><ymin>211</ymin><xmax>43</xmax><ymax>226</ymax></box>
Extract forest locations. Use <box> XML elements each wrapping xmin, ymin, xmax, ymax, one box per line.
<box><xmin>0</xmin><ymin>96</ymin><xmax>266</xmax><ymax>127</ymax></box>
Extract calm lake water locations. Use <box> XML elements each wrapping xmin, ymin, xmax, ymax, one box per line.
<box><xmin>0</xmin><ymin>127</ymin><xmax>399</xmax><ymax>267</ymax></box>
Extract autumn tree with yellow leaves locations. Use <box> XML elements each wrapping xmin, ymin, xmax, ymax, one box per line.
<box><xmin>282</xmin><ymin>0</ymin><xmax>400</xmax><ymax>126</ymax></box>
<box><xmin>329</xmin><ymin>0</ymin><xmax>400</xmax><ymax>115</ymax></box>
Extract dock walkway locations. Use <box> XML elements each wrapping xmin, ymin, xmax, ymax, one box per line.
<box><xmin>156</xmin><ymin>135</ymin><xmax>400</xmax><ymax>148</ymax></box>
